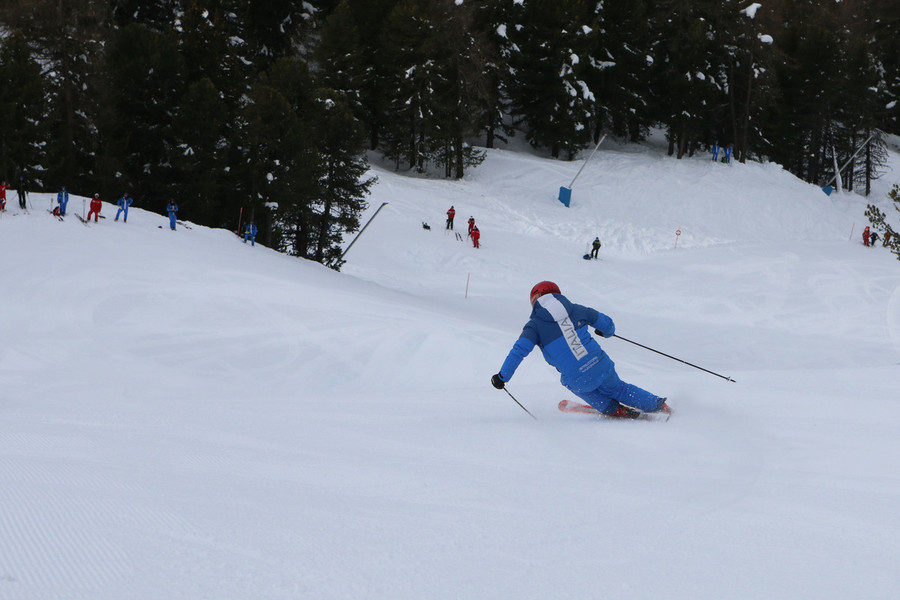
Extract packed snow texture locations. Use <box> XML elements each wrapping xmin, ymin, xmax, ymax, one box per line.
<box><xmin>2</xmin><ymin>133</ymin><xmax>900</xmax><ymax>599</ymax></box>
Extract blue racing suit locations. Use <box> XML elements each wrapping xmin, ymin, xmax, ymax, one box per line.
<box><xmin>244</xmin><ymin>223</ymin><xmax>258</xmax><ymax>246</ymax></box>
<box><xmin>167</xmin><ymin>202</ymin><xmax>178</xmax><ymax>229</ymax></box>
<box><xmin>57</xmin><ymin>189</ymin><xmax>68</xmax><ymax>215</ymax></box>
<box><xmin>116</xmin><ymin>195</ymin><xmax>133</xmax><ymax>221</ymax></box>
<box><xmin>498</xmin><ymin>293</ymin><xmax>663</xmax><ymax>414</ymax></box>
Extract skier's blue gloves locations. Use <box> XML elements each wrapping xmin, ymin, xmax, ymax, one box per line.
<box><xmin>491</xmin><ymin>374</ymin><xmax>505</xmax><ymax>389</ymax></box>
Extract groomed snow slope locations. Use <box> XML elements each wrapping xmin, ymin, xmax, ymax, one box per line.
<box><xmin>1</xmin><ymin>136</ymin><xmax>899</xmax><ymax>600</ymax></box>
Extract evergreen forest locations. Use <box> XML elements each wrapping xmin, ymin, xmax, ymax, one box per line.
<box><xmin>1</xmin><ymin>0</ymin><xmax>898</xmax><ymax>268</ymax></box>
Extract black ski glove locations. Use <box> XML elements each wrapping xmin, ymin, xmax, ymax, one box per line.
<box><xmin>491</xmin><ymin>373</ymin><xmax>505</xmax><ymax>389</ymax></box>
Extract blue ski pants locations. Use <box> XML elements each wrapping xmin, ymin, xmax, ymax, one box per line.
<box><xmin>570</xmin><ymin>370</ymin><xmax>662</xmax><ymax>414</ymax></box>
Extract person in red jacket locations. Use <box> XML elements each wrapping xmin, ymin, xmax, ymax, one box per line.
<box><xmin>87</xmin><ymin>193</ymin><xmax>102</xmax><ymax>222</ymax></box>
<box><xmin>0</xmin><ymin>180</ymin><xmax>9</xmax><ymax>211</ymax></box>
<box><xmin>471</xmin><ymin>225</ymin><xmax>481</xmax><ymax>248</ymax></box>
<box><xmin>446</xmin><ymin>205</ymin><xmax>456</xmax><ymax>230</ymax></box>
<box><xmin>467</xmin><ymin>216</ymin><xmax>475</xmax><ymax>237</ymax></box>
<box><xmin>863</xmin><ymin>226</ymin><xmax>871</xmax><ymax>247</ymax></box>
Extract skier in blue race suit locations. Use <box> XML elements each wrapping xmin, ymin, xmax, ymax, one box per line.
<box><xmin>57</xmin><ymin>187</ymin><xmax>69</xmax><ymax>216</ymax></box>
<box><xmin>491</xmin><ymin>281</ymin><xmax>668</xmax><ymax>418</ymax></box>
<box><xmin>243</xmin><ymin>221</ymin><xmax>258</xmax><ymax>246</ymax></box>
<box><xmin>166</xmin><ymin>200</ymin><xmax>178</xmax><ymax>230</ymax></box>
<box><xmin>115</xmin><ymin>192</ymin><xmax>133</xmax><ymax>222</ymax></box>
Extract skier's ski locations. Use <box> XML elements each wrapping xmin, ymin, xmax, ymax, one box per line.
<box><xmin>47</xmin><ymin>209</ymin><xmax>64</xmax><ymax>222</ymax></box>
<box><xmin>558</xmin><ymin>399</ymin><xmax>670</xmax><ymax>422</ymax></box>
<box><xmin>176</xmin><ymin>220</ymin><xmax>192</xmax><ymax>230</ymax></box>
<box><xmin>74</xmin><ymin>213</ymin><xmax>90</xmax><ymax>225</ymax></box>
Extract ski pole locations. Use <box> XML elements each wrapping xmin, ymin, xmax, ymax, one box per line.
<box><xmin>609</xmin><ymin>333</ymin><xmax>736</xmax><ymax>383</ymax></box>
<box><xmin>502</xmin><ymin>386</ymin><xmax>537</xmax><ymax>420</ymax></box>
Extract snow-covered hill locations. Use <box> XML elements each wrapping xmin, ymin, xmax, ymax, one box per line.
<box><xmin>2</xmin><ymin>135</ymin><xmax>899</xmax><ymax>599</ymax></box>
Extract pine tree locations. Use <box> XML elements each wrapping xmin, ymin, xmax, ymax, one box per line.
<box><xmin>313</xmin><ymin>0</ymin><xmax>367</xmax><ymax>123</ymax></box>
<box><xmin>470</xmin><ymin>0</ymin><xmax>516</xmax><ymax>148</ymax></box>
<box><xmin>764</xmin><ymin>2</ymin><xmax>842</xmax><ymax>183</ymax></box>
<box><xmin>648</xmin><ymin>0</ymin><xmax>723</xmax><ymax>159</ymax></box>
<box><xmin>110</xmin><ymin>0</ymin><xmax>180</xmax><ymax>30</ymax></box>
<box><xmin>419</xmin><ymin>1</ymin><xmax>487</xmax><ymax>178</ymax></box>
<box><xmin>173</xmin><ymin>2</ymin><xmax>253</xmax><ymax>227</ymax></box>
<box><xmin>715</xmin><ymin>0</ymin><xmax>777</xmax><ymax>163</ymax></box>
<box><xmin>8</xmin><ymin>0</ymin><xmax>110</xmax><ymax>191</ymax></box>
<box><xmin>0</xmin><ymin>31</ymin><xmax>47</xmax><ymax>185</ymax></box>
<box><xmin>171</xmin><ymin>77</ymin><xmax>229</xmax><ymax>226</ymax></box>
<box><xmin>834</xmin><ymin>39</ymin><xmax>886</xmax><ymax>195</ymax></box>
<box><xmin>176</xmin><ymin>1</ymin><xmax>252</xmax><ymax>107</ymax></box>
<box><xmin>310</xmin><ymin>93</ymin><xmax>376</xmax><ymax>268</ymax></box>
<box><xmin>504</xmin><ymin>0</ymin><xmax>596</xmax><ymax>159</ymax></box>
<box><xmin>854</xmin><ymin>0</ymin><xmax>900</xmax><ymax>134</ymax></box>
<box><xmin>241</xmin><ymin>0</ymin><xmax>316</xmax><ymax>70</ymax></box>
<box><xmin>331</xmin><ymin>0</ymin><xmax>401</xmax><ymax>150</ymax></box>
<box><xmin>760</xmin><ymin>0</ymin><xmax>890</xmax><ymax>191</ymax></box>
<box><xmin>589</xmin><ymin>0</ymin><xmax>654</xmax><ymax>142</ymax></box>
<box><xmin>101</xmin><ymin>23</ymin><xmax>187</xmax><ymax>212</ymax></box>
<box><xmin>377</xmin><ymin>0</ymin><xmax>433</xmax><ymax>171</ymax></box>
<box><xmin>241</xmin><ymin>58</ymin><xmax>320</xmax><ymax>257</ymax></box>
<box><xmin>865</xmin><ymin>185</ymin><xmax>900</xmax><ymax>259</ymax></box>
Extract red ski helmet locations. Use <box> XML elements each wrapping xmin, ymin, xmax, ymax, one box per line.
<box><xmin>530</xmin><ymin>281</ymin><xmax>560</xmax><ymax>305</ymax></box>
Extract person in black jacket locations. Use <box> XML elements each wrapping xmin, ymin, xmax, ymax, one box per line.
<box><xmin>17</xmin><ymin>174</ymin><xmax>27</xmax><ymax>209</ymax></box>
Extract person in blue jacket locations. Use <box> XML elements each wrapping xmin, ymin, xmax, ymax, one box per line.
<box><xmin>491</xmin><ymin>281</ymin><xmax>669</xmax><ymax>418</ymax></box>
<box><xmin>243</xmin><ymin>221</ymin><xmax>258</xmax><ymax>246</ymax></box>
<box><xmin>115</xmin><ymin>192</ymin><xmax>133</xmax><ymax>222</ymax></box>
<box><xmin>166</xmin><ymin>200</ymin><xmax>178</xmax><ymax>230</ymax></box>
<box><xmin>57</xmin><ymin>187</ymin><xmax>69</xmax><ymax>216</ymax></box>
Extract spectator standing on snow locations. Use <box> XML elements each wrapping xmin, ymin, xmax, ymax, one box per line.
<box><xmin>590</xmin><ymin>237</ymin><xmax>602</xmax><ymax>259</ymax></box>
<box><xmin>88</xmin><ymin>193</ymin><xmax>102</xmax><ymax>222</ymax></box>
<box><xmin>115</xmin><ymin>192</ymin><xmax>133</xmax><ymax>222</ymax></box>
<box><xmin>166</xmin><ymin>200</ymin><xmax>179</xmax><ymax>230</ymax></box>
<box><xmin>491</xmin><ymin>281</ymin><xmax>669</xmax><ymax>419</ymax></box>
<box><xmin>244</xmin><ymin>221</ymin><xmax>258</xmax><ymax>246</ymax></box>
<box><xmin>711</xmin><ymin>142</ymin><xmax>719</xmax><ymax>162</ymax></box>
<box><xmin>17</xmin><ymin>174</ymin><xmax>27</xmax><ymax>209</ymax></box>
<box><xmin>446</xmin><ymin>205</ymin><xmax>456</xmax><ymax>230</ymax></box>
<box><xmin>870</xmin><ymin>231</ymin><xmax>879</xmax><ymax>247</ymax></box>
<box><xmin>724</xmin><ymin>144</ymin><xmax>733</xmax><ymax>164</ymax></box>
<box><xmin>471</xmin><ymin>225</ymin><xmax>481</xmax><ymax>248</ymax></box>
<box><xmin>467</xmin><ymin>216</ymin><xmax>475</xmax><ymax>237</ymax></box>
<box><xmin>0</xmin><ymin>180</ymin><xmax>8</xmax><ymax>211</ymax></box>
<box><xmin>863</xmin><ymin>226</ymin><xmax>871</xmax><ymax>247</ymax></box>
<box><xmin>57</xmin><ymin>187</ymin><xmax>69</xmax><ymax>216</ymax></box>
<box><xmin>884</xmin><ymin>231</ymin><xmax>892</xmax><ymax>247</ymax></box>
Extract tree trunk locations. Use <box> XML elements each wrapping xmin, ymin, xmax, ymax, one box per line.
<box><xmin>739</xmin><ymin>62</ymin><xmax>753</xmax><ymax>163</ymax></box>
<box><xmin>865</xmin><ymin>140</ymin><xmax>872</xmax><ymax>196</ymax></box>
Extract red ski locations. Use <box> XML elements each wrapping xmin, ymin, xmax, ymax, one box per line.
<box><xmin>557</xmin><ymin>399</ymin><xmax>670</xmax><ymax>422</ymax></box>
